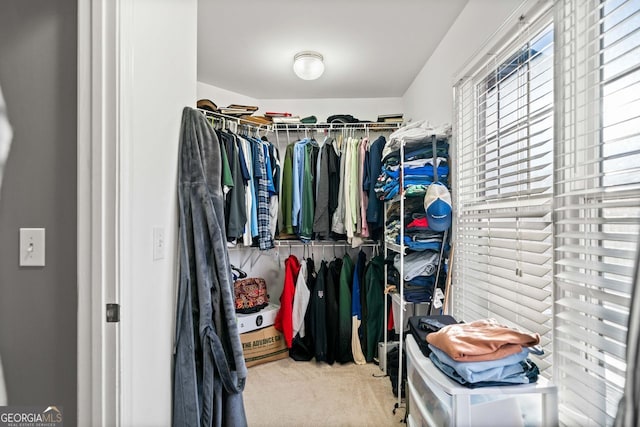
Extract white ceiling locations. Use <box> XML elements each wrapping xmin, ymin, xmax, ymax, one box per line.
<box><xmin>197</xmin><ymin>0</ymin><xmax>469</xmax><ymax>100</ymax></box>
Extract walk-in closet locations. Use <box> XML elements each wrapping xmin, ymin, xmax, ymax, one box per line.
<box><xmin>180</xmin><ymin>1</ymin><xmax>640</xmax><ymax>426</ymax></box>
<box><xmin>1</xmin><ymin>1</ymin><xmax>639</xmax><ymax>426</ymax></box>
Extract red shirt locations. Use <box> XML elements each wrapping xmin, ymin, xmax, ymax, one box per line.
<box><xmin>274</xmin><ymin>255</ymin><xmax>301</xmax><ymax>348</ymax></box>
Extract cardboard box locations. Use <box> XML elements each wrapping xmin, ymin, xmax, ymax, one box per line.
<box><xmin>236</xmin><ymin>303</ymin><xmax>280</xmax><ymax>334</ymax></box>
<box><xmin>240</xmin><ymin>325</ymin><xmax>288</xmax><ymax>368</ymax></box>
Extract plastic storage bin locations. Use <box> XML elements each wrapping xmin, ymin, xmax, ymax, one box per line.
<box><xmin>405</xmin><ymin>335</ymin><xmax>558</xmax><ymax>427</ymax></box>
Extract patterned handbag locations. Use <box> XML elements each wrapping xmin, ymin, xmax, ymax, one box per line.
<box><xmin>234</xmin><ymin>277</ymin><xmax>269</xmax><ymax>314</ymax></box>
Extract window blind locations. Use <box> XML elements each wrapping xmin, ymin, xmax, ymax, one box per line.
<box><xmin>554</xmin><ymin>0</ymin><xmax>640</xmax><ymax>425</ymax></box>
<box><xmin>452</xmin><ymin>13</ymin><xmax>555</xmax><ymax>374</ymax></box>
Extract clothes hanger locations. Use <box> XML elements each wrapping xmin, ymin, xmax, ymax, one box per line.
<box><xmin>230</xmin><ymin>264</ymin><xmax>247</xmax><ymax>279</ymax></box>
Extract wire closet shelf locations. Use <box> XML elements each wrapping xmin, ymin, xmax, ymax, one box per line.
<box><xmin>198</xmin><ymin>108</ymin><xmax>404</xmax><ymax>133</ymax></box>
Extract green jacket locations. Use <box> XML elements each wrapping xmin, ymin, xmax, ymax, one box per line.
<box><xmin>337</xmin><ymin>254</ymin><xmax>354</xmax><ymax>363</ymax></box>
<box><xmin>364</xmin><ymin>255</ymin><xmax>385</xmax><ymax>362</ymax></box>
<box><xmin>279</xmin><ymin>143</ymin><xmax>295</xmax><ymax>235</ymax></box>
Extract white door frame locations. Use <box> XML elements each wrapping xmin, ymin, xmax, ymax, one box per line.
<box><xmin>77</xmin><ymin>0</ymin><xmax>121</xmax><ymax>425</ymax></box>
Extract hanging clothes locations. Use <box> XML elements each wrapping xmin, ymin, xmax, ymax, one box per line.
<box><xmin>365</xmin><ymin>135</ymin><xmax>386</xmax><ymax>239</ymax></box>
<box><xmin>219</xmin><ymin>131</ymin><xmax>247</xmax><ymax>240</ymax></box>
<box><xmin>358</xmin><ymin>137</ymin><xmax>369</xmax><ymax>239</ymax></box>
<box><xmin>252</xmin><ymin>138</ymin><xmax>274</xmax><ymax>250</ymax></box>
<box><xmin>216</xmin><ymin>130</ymin><xmax>233</xmax><ymax>195</ymax></box>
<box><xmin>325</xmin><ymin>257</ymin><xmax>342</xmax><ymax>365</ymax></box>
<box><xmin>331</xmin><ymin>136</ymin><xmax>347</xmax><ymax>235</ymax></box>
<box><xmin>310</xmin><ymin>257</ymin><xmax>328</xmax><ymax>362</ymax></box>
<box><xmin>299</xmin><ymin>142</ymin><xmax>316</xmax><ymax>241</ymax></box>
<box><xmin>305</xmin><ymin>257</ymin><xmax>318</xmax><ymax>354</ymax></box>
<box><xmin>351</xmin><ymin>250</ymin><xmax>367</xmax><ymax>365</ymax></box>
<box><xmin>364</xmin><ymin>255</ymin><xmax>385</xmax><ymax>362</ymax></box>
<box><xmin>312</xmin><ymin>139</ymin><xmax>332</xmax><ymax>239</ymax></box>
<box><xmin>274</xmin><ymin>255</ymin><xmax>301</xmax><ymax>349</ymax></box>
<box><xmin>336</xmin><ymin>253</ymin><xmax>354</xmax><ymax>364</ymax></box>
<box><xmin>239</xmin><ymin>137</ymin><xmax>254</xmax><ymax>246</ymax></box>
<box><xmin>342</xmin><ymin>137</ymin><xmax>355</xmax><ymax>240</ymax></box>
<box><xmin>327</xmin><ymin>139</ymin><xmax>341</xmax><ymax>236</ymax></box>
<box><xmin>292</xmin><ymin>138</ymin><xmax>308</xmax><ymax>230</ymax></box>
<box><xmin>173</xmin><ymin>107</ymin><xmax>247</xmax><ymax>427</ymax></box>
<box><xmin>350</xmin><ymin>137</ymin><xmax>362</xmax><ymax>244</ymax></box>
<box><xmin>290</xmin><ymin>257</ymin><xmax>316</xmax><ymax>362</ymax></box>
<box><xmin>267</xmin><ymin>140</ymin><xmax>281</xmax><ymax>238</ymax></box>
<box><xmin>279</xmin><ymin>143</ymin><xmax>295</xmax><ymax>237</ymax></box>
<box><xmin>359</xmin><ymin>251</ymin><xmax>369</xmax><ymax>358</ymax></box>
<box><xmin>291</xmin><ymin>258</ymin><xmax>310</xmax><ymax>339</ymax></box>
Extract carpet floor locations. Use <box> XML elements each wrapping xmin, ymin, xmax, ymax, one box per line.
<box><xmin>243</xmin><ymin>357</ymin><xmax>405</xmax><ymax>426</ymax></box>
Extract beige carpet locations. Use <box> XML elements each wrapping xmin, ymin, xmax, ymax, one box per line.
<box><xmin>243</xmin><ymin>357</ymin><xmax>405</xmax><ymax>426</ymax></box>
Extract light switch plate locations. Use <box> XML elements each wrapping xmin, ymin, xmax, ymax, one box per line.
<box><xmin>20</xmin><ymin>228</ymin><xmax>45</xmax><ymax>267</ymax></box>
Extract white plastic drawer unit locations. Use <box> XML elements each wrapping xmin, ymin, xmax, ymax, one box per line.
<box><xmin>405</xmin><ymin>335</ymin><xmax>559</xmax><ymax>427</ymax></box>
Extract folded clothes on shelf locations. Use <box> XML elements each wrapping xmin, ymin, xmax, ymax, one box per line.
<box><xmin>374</xmin><ymin>151</ymin><xmax>450</xmax><ymax>201</ymax></box>
<box><xmin>381</xmin><ymin>120</ymin><xmax>451</xmax><ymax>160</ymax></box>
<box><xmin>394</xmin><ymin>236</ymin><xmax>442</xmax><ymax>251</ymax></box>
<box><xmin>394</xmin><ymin>250</ymin><xmax>439</xmax><ymax>281</ymax></box>
<box><xmin>403</xmin><ymin>286</ymin><xmax>433</xmax><ymax>303</ymax></box>
<box><xmin>386</xmin><ymin>268</ymin><xmax>435</xmax><ymax>289</ymax></box>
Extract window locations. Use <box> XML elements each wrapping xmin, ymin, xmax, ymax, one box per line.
<box><xmin>554</xmin><ymin>0</ymin><xmax>640</xmax><ymax>425</ymax></box>
<box><xmin>453</xmin><ymin>14</ymin><xmax>555</xmax><ymax>374</ymax></box>
<box><xmin>455</xmin><ymin>0</ymin><xmax>640</xmax><ymax>424</ymax></box>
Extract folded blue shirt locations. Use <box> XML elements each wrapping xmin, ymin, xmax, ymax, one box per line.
<box><xmin>385</xmin><ymin>165</ymin><xmax>450</xmax><ymax>180</ymax></box>
<box><xmin>406</xmin><ymin>275</ymin><xmax>435</xmax><ymax>287</ymax></box>
<box><xmin>429</xmin><ymin>344</ymin><xmax>530</xmax><ymax>383</ymax></box>
<box><xmin>404</xmin><ymin>289</ymin><xmax>432</xmax><ymax>303</ymax></box>
<box><xmin>429</xmin><ymin>346</ymin><xmax>539</xmax><ymax>387</ymax></box>
<box><xmin>395</xmin><ymin>236</ymin><xmax>442</xmax><ymax>251</ymax></box>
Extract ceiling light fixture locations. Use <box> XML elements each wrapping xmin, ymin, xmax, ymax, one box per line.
<box><xmin>293</xmin><ymin>51</ymin><xmax>324</xmax><ymax>81</ymax></box>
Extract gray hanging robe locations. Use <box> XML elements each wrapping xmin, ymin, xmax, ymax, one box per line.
<box><xmin>173</xmin><ymin>107</ymin><xmax>247</xmax><ymax>427</ymax></box>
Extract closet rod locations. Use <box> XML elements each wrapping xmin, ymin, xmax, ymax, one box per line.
<box><xmin>197</xmin><ymin>108</ymin><xmax>274</xmax><ymax>132</ymax></box>
<box><xmin>272</xmin><ymin>122</ymin><xmax>402</xmax><ymax>131</ymax></box>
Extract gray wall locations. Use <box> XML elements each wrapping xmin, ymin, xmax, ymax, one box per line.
<box><xmin>0</xmin><ymin>1</ymin><xmax>77</xmax><ymax>424</ymax></box>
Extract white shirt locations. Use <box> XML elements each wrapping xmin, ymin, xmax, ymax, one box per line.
<box><xmin>292</xmin><ymin>259</ymin><xmax>310</xmax><ymax>338</ymax></box>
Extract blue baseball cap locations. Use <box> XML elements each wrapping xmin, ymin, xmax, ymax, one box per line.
<box><xmin>424</xmin><ymin>182</ymin><xmax>452</xmax><ymax>232</ymax></box>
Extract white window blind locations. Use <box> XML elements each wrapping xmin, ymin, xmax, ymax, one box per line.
<box><xmin>554</xmin><ymin>0</ymin><xmax>640</xmax><ymax>425</ymax></box>
<box><xmin>452</xmin><ymin>13</ymin><xmax>555</xmax><ymax>374</ymax></box>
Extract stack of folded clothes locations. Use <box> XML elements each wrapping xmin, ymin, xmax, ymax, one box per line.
<box><xmin>384</xmin><ymin>250</ymin><xmax>440</xmax><ymax>303</ymax></box>
<box><xmin>426</xmin><ymin>319</ymin><xmax>543</xmax><ymax>388</ymax></box>
<box><xmin>386</xmin><ymin>265</ymin><xmax>435</xmax><ymax>303</ymax></box>
<box><xmin>397</xmin><ymin>216</ymin><xmax>443</xmax><ymax>251</ymax></box>
<box><xmin>385</xmin><ymin>203</ymin><xmax>445</xmax><ymax>248</ymax></box>
<box><xmin>374</xmin><ymin>120</ymin><xmax>450</xmax><ymax>201</ymax></box>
